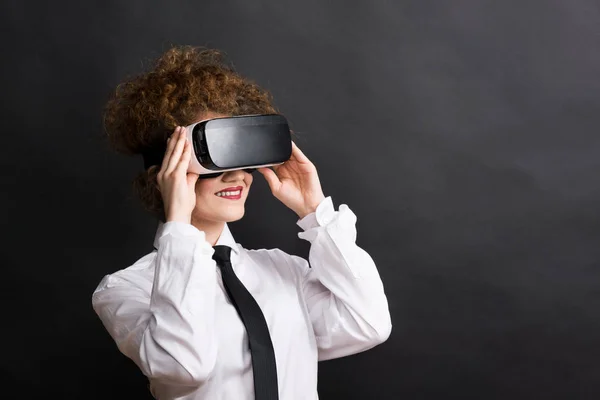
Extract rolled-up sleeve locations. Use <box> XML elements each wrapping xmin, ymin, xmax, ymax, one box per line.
<box><xmin>296</xmin><ymin>197</ymin><xmax>392</xmax><ymax>361</ymax></box>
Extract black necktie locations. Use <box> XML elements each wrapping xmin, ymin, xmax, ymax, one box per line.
<box><xmin>212</xmin><ymin>245</ymin><xmax>279</xmax><ymax>399</ymax></box>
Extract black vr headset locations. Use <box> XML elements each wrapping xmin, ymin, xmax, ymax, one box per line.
<box><xmin>143</xmin><ymin>114</ymin><xmax>293</xmax><ymax>179</ymax></box>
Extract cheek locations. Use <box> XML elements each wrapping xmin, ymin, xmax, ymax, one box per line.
<box><xmin>194</xmin><ymin>180</ymin><xmax>216</xmax><ymax>199</ymax></box>
<box><xmin>244</xmin><ymin>178</ymin><xmax>253</xmax><ymax>198</ymax></box>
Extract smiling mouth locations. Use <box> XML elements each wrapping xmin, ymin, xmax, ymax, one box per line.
<box><xmin>215</xmin><ymin>188</ymin><xmax>243</xmax><ymax>199</ymax></box>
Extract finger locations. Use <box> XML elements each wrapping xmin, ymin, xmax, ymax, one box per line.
<box><xmin>272</xmin><ymin>160</ymin><xmax>297</xmax><ymax>176</ymax></box>
<box><xmin>175</xmin><ymin>139</ymin><xmax>192</xmax><ymax>174</ymax></box>
<box><xmin>150</xmin><ymin>166</ymin><xmax>163</xmax><ymax>191</ymax></box>
<box><xmin>271</xmin><ymin>162</ymin><xmax>291</xmax><ymax>177</ymax></box>
<box><xmin>258</xmin><ymin>167</ymin><xmax>282</xmax><ymax>193</ymax></box>
<box><xmin>165</xmin><ymin>127</ymin><xmax>187</xmax><ymax>174</ymax></box>
<box><xmin>186</xmin><ymin>171</ymin><xmax>200</xmax><ymax>187</ymax></box>
<box><xmin>290</xmin><ymin>141</ymin><xmax>310</xmax><ymax>163</ymax></box>
<box><xmin>160</xmin><ymin>127</ymin><xmax>181</xmax><ymax>173</ymax></box>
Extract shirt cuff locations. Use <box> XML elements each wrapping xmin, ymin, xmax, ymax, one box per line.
<box><xmin>297</xmin><ymin>196</ymin><xmax>335</xmax><ymax>231</ymax></box>
<box><xmin>160</xmin><ymin>221</ymin><xmax>204</xmax><ymax>237</ymax></box>
<box><xmin>153</xmin><ymin>221</ymin><xmax>208</xmax><ymax>250</ymax></box>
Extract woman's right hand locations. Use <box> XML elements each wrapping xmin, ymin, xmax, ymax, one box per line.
<box><xmin>156</xmin><ymin>126</ymin><xmax>199</xmax><ymax>224</ymax></box>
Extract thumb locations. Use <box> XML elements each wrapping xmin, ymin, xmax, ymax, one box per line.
<box><xmin>186</xmin><ymin>172</ymin><xmax>200</xmax><ymax>188</ymax></box>
<box><xmin>258</xmin><ymin>167</ymin><xmax>281</xmax><ymax>194</ymax></box>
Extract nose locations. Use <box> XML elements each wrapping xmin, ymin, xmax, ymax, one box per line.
<box><xmin>222</xmin><ymin>169</ymin><xmax>247</xmax><ymax>181</ymax></box>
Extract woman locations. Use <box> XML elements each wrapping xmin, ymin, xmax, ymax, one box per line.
<box><xmin>92</xmin><ymin>45</ymin><xmax>392</xmax><ymax>400</ymax></box>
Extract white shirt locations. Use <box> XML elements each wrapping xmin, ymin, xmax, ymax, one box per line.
<box><xmin>92</xmin><ymin>197</ymin><xmax>392</xmax><ymax>400</ymax></box>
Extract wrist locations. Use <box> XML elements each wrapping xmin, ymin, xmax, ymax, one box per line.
<box><xmin>296</xmin><ymin>208</ymin><xmax>315</xmax><ymax>220</ymax></box>
<box><xmin>296</xmin><ymin>197</ymin><xmax>325</xmax><ymax>219</ymax></box>
<box><xmin>166</xmin><ymin>213</ymin><xmax>191</xmax><ymax>224</ymax></box>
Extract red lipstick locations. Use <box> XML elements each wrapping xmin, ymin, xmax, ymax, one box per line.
<box><xmin>215</xmin><ymin>186</ymin><xmax>243</xmax><ymax>200</ymax></box>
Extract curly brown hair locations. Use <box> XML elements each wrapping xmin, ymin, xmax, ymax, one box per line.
<box><xmin>103</xmin><ymin>45</ymin><xmax>279</xmax><ymax>221</ymax></box>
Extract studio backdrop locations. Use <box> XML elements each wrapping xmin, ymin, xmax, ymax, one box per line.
<box><xmin>2</xmin><ymin>0</ymin><xmax>600</xmax><ymax>398</ymax></box>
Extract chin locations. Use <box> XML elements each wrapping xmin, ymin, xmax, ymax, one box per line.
<box><xmin>193</xmin><ymin>199</ymin><xmax>247</xmax><ymax>224</ymax></box>
<box><xmin>218</xmin><ymin>202</ymin><xmax>246</xmax><ymax>221</ymax></box>
<box><xmin>206</xmin><ymin>206</ymin><xmax>246</xmax><ymax>223</ymax></box>
<box><xmin>222</xmin><ymin>209</ymin><xmax>245</xmax><ymax>222</ymax></box>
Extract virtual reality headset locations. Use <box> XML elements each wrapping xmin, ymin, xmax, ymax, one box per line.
<box><xmin>142</xmin><ymin>114</ymin><xmax>292</xmax><ymax>178</ymax></box>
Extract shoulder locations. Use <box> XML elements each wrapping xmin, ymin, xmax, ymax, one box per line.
<box><xmin>240</xmin><ymin>246</ymin><xmax>310</xmax><ymax>279</ymax></box>
<box><xmin>93</xmin><ymin>251</ymin><xmax>157</xmax><ymax>296</ymax></box>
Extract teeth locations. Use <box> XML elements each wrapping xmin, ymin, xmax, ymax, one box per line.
<box><xmin>216</xmin><ymin>190</ymin><xmax>241</xmax><ymax>197</ymax></box>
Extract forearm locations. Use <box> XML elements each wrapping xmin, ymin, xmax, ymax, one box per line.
<box><xmin>298</xmin><ymin>198</ymin><xmax>392</xmax><ymax>359</ymax></box>
<box><xmin>144</xmin><ymin>222</ymin><xmax>219</xmax><ymax>382</ymax></box>
<box><xmin>93</xmin><ymin>222</ymin><xmax>219</xmax><ymax>386</ymax></box>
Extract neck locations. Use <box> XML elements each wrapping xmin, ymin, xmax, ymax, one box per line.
<box><xmin>191</xmin><ymin>217</ymin><xmax>226</xmax><ymax>246</ymax></box>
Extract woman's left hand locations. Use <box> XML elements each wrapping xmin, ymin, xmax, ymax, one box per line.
<box><xmin>258</xmin><ymin>141</ymin><xmax>325</xmax><ymax>219</ymax></box>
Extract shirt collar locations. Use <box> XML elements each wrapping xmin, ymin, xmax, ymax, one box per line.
<box><xmin>153</xmin><ymin>222</ymin><xmax>240</xmax><ymax>257</ymax></box>
<box><xmin>215</xmin><ymin>223</ymin><xmax>240</xmax><ymax>256</ymax></box>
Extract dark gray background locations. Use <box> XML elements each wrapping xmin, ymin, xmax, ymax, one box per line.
<box><xmin>2</xmin><ymin>0</ymin><xmax>600</xmax><ymax>398</ymax></box>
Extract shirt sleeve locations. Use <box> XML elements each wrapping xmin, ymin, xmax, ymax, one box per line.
<box><xmin>91</xmin><ymin>222</ymin><xmax>219</xmax><ymax>391</ymax></box>
<box><xmin>296</xmin><ymin>196</ymin><xmax>392</xmax><ymax>361</ymax></box>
